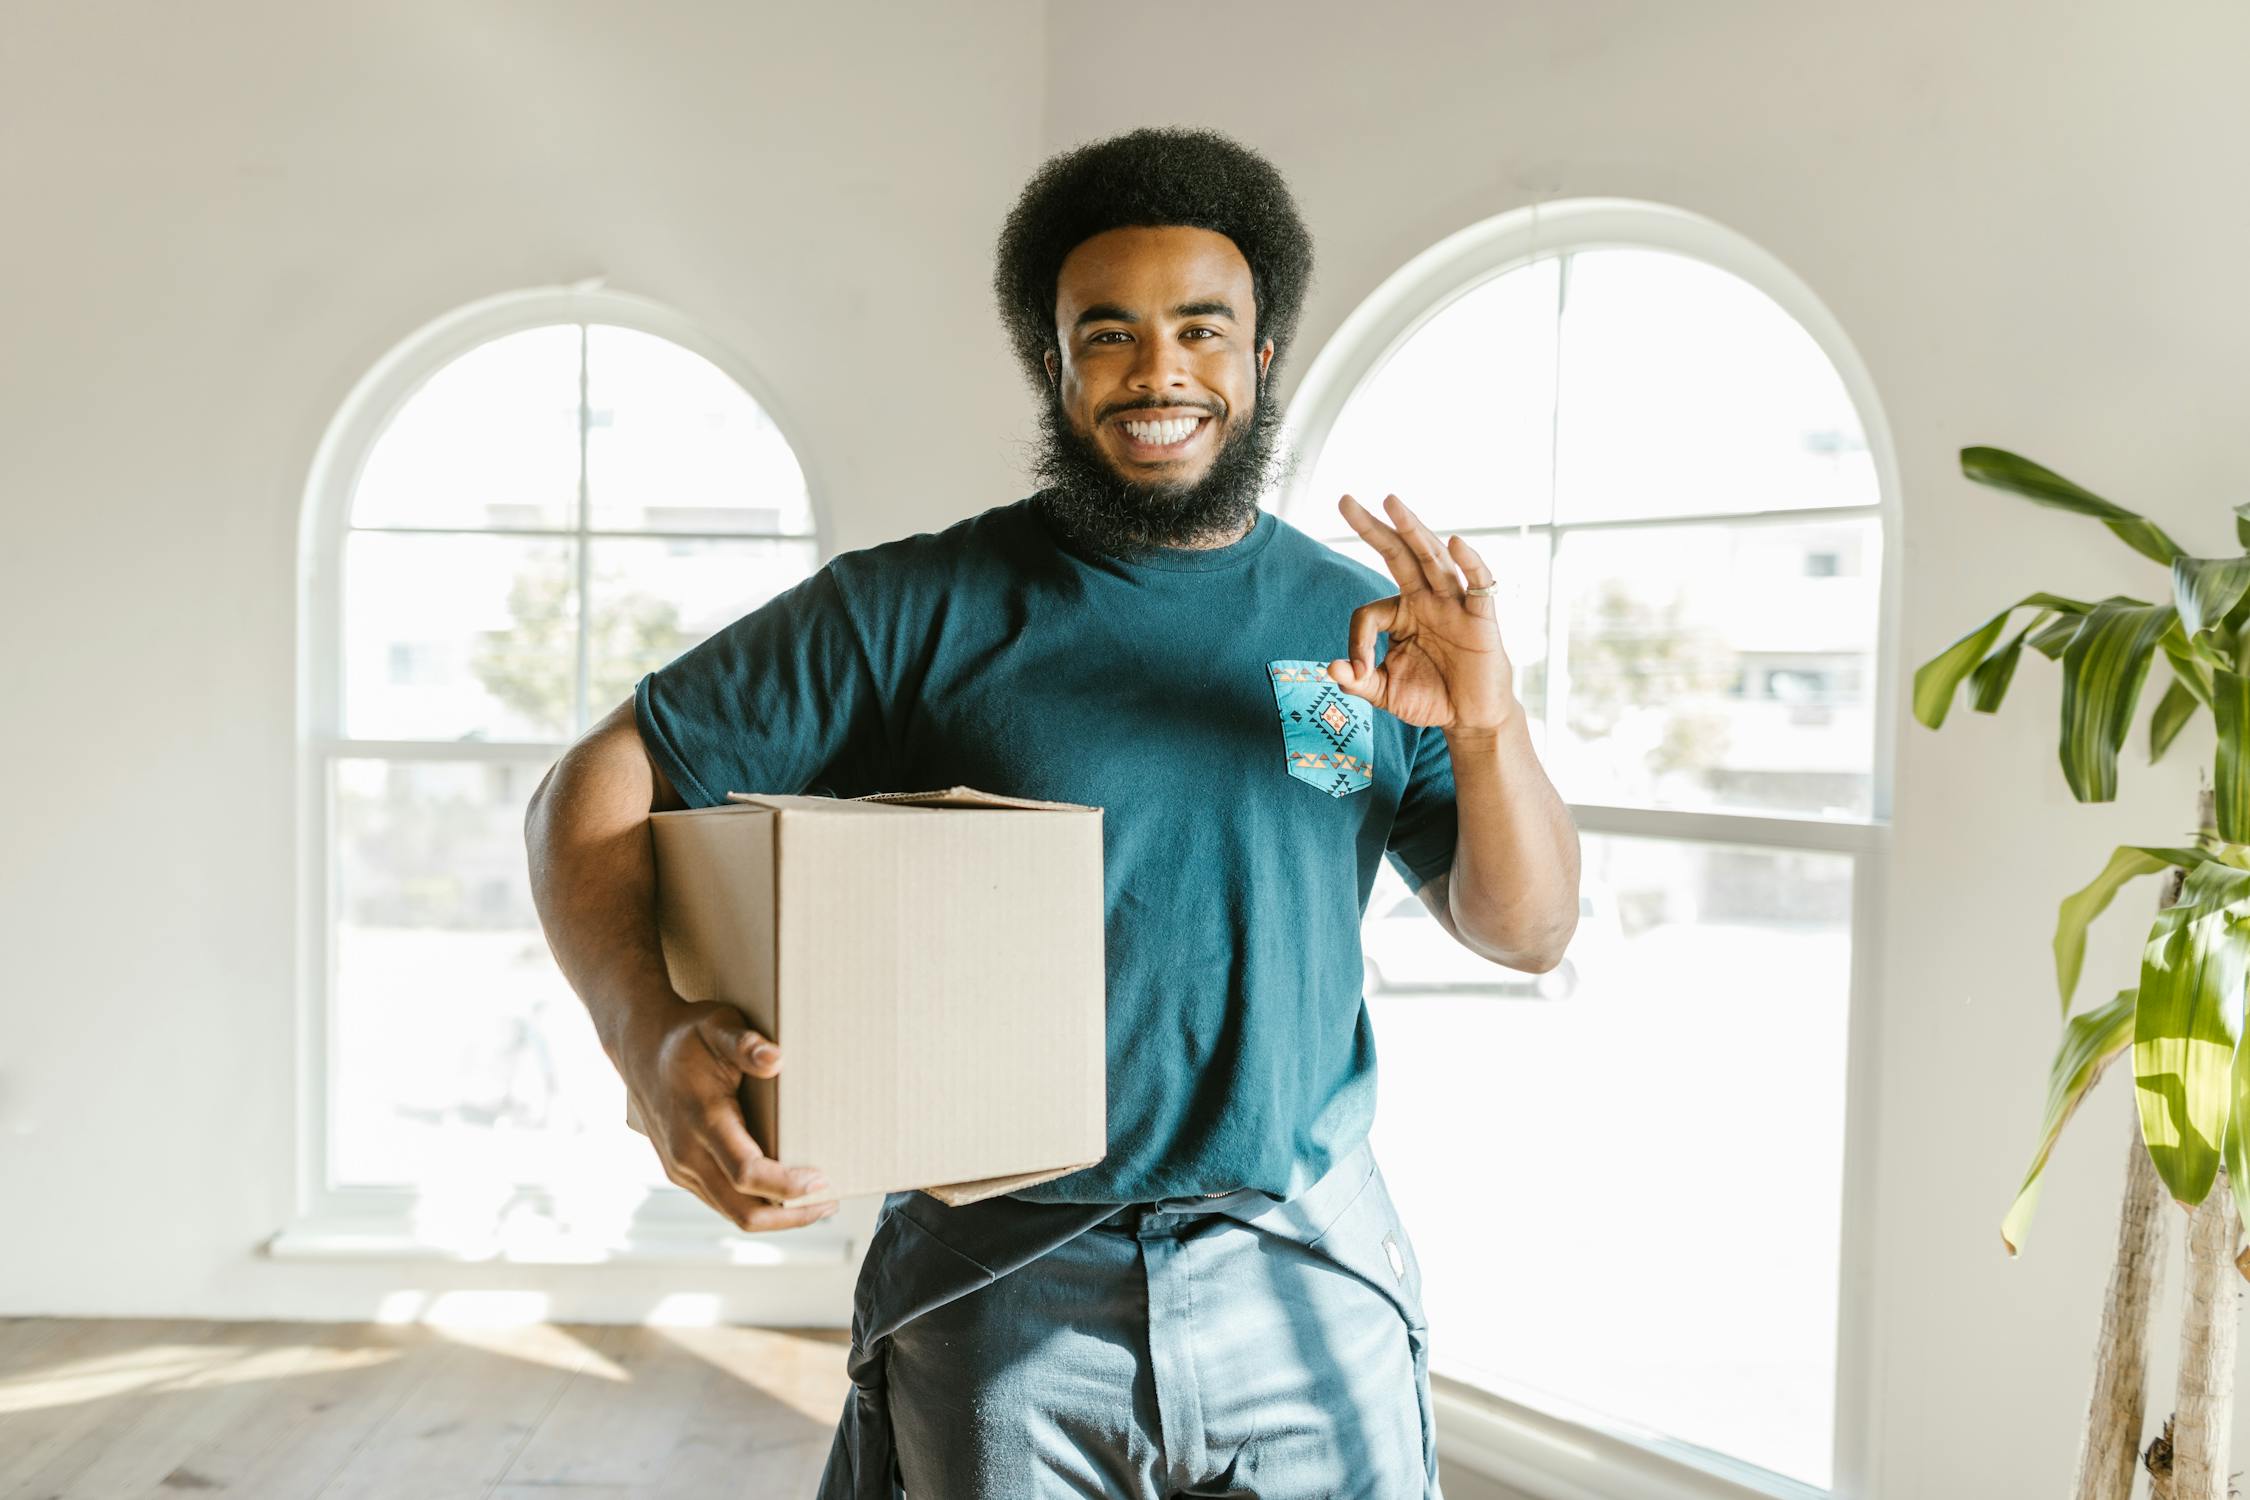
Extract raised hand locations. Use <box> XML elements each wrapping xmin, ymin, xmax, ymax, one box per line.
<box><xmin>1331</xmin><ymin>494</ymin><xmax>1519</xmax><ymax>738</ymax></box>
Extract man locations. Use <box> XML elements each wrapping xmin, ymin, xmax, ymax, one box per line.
<box><xmin>526</xmin><ymin>124</ymin><xmax>1580</xmax><ymax>1499</ymax></box>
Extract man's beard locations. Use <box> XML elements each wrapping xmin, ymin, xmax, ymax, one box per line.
<box><xmin>1030</xmin><ymin>377</ymin><xmax>1293</xmax><ymax>559</ymax></box>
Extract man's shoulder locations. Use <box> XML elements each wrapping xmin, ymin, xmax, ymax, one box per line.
<box><xmin>1264</xmin><ymin>509</ymin><xmax>1398</xmax><ymax>602</ymax></box>
<box><xmin>819</xmin><ymin>495</ymin><xmax>1044</xmax><ymax>611</ymax></box>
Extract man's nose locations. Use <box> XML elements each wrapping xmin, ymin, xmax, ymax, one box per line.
<box><xmin>1125</xmin><ymin>334</ymin><xmax>1192</xmax><ymax>391</ymax></box>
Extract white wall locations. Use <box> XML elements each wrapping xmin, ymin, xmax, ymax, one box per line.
<box><xmin>1041</xmin><ymin>1</ymin><xmax>2250</xmax><ymax>1494</ymax></box>
<box><xmin>5</xmin><ymin>1</ymin><xmax>2249</xmax><ymax>1495</ymax></box>
<box><xmin>0</xmin><ymin>0</ymin><xmax>1047</xmax><ymax>1327</ymax></box>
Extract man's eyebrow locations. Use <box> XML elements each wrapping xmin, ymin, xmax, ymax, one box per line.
<box><xmin>1072</xmin><ymin>299</ymin><xmax>1239</xmax><ymax>330</ymax></box>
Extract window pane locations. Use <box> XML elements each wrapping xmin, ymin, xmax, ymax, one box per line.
<box><xmin>1305</xmin><ymin>257</ymin><xmax>1560</xmax><ymax>534</ymax></box>
<box><xmin>344</xmin><ymin>532</ymin><xmax>580</xmax><ymax>742</ymax></box>
<box><xmin>351</xmin><ymin>325</ymin><xmax>582</xmax><ymax>530</ymax></box>
<box><xmin>1548</xmin><ymin>518</ymin><xmax>1879</xmax><ymax>819</ymax></box>
<box><xmin>1319</xmin><ymin>530</ymin><xmax>1550</xmax><ymax>759</ymax></box>
<box><xmin>1367</xmin><ymin>833</ymin><xmax>1851</xmax><ymax>1488</ymax></box>
<box><xmin>1553</xmin><ymin>249</ymin><xmax>1875</xmax><ymax>523</ymax></box>
<box><xmin>586</xmin><ymin>537</ymin><xmax>820</xmax><ymax>717</ymax></box>
<box><xmin>585</xmin><ymin>324</ymin><xmax>814</xmax><ymax>535</ymax></box>
<box><xmin>331</xmin><ymin>758</ymin><xmax>669</xmax><ymax>1201</ymax></box>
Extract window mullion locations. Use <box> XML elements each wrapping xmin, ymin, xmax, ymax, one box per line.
<box><xmin>1540</xmin><ymin>252</ymin><xmax>1569</xmax><ymax>743</ymax></box>
<box><xmin>574</xmin><ymin>323</ymin><xmax>593</xmax><ymax>736</ymax></box>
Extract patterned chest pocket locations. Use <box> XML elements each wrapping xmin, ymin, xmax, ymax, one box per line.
<box><xmin>1267</xmin><ymin>659</ymin><xmax>1374</xmax><ymax>797</ymax></box>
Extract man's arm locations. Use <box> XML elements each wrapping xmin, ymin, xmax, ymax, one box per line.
<box><xmin>1327</xmin><ymin>491</ymin><xmax>1580</xmax><ymax>975</ymax></box>
<box><xmin>524</xmin><ymin>695</ymin><xmax>834</xmax><ymax>1228</ymax></box>
<box><xmin>1425</xmin><ymin>713</ymin><xmax>1581</xmax><ymax>972</ymax></box>
<box><xmin>525</xmin><ymin>696</ymin><xmax>691</xmax><ymax>1073</ymax></box>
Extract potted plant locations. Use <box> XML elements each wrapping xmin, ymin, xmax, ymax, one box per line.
<box><xmin>1915</xmin><ymin>446</ymin><xmax>2250</xmax><ymax>1499</ymax></box>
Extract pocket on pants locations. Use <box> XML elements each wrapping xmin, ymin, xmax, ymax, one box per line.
<box><xmin>851</xmin><ymin>1199</ymin><xmax>1000</xmax><ymax>1357</ymax></box>
<box><xmin>1307</xmin><ymin>1156</ymin><xmax>1429</xmax><ymax>1334</ymax></box>
<box><xmin>1304</xmin><ymin>1158</ymin><xmax>1441</xmax><ymax>1495</ymax></box>
<box><xmin>1362</xmin><ymin>1163</ymin><xmax>1440</xmax><ymax>1494</ymax></box>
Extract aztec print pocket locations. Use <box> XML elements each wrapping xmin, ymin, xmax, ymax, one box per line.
<box><xmin>1266</xmin><ymin>659</ymin><xmax>1374</xmax><ymax>797</ymax></box>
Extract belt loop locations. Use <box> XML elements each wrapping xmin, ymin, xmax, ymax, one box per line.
<box><xmin>1098</xmin><ymin>1203</ymin><xmax>1145</xmax><ymax>1234</ymax></box>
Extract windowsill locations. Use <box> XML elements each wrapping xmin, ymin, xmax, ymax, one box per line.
<box><xmin>263</xmin><ymin>1214</ymin><xmax>857</xmax><ymax>1268</ymax></box>
<box><xmin>1431</xmin><ymin>1373</ymin><xmax>1828</xmax><ymax>1500</ymax></box>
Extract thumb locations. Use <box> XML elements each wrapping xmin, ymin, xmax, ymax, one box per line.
<box><xmin>694</xmin><ymin>1000</ymin><xmax>781</xmax><ymax>1077</ymax></box>
<box><xmin>1329</xmin><ymin>655</ymin><xmax>1382</xmax><ymax>704</ymax></box>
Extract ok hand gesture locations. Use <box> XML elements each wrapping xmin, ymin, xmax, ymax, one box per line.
<box><xmin>1330</xmin><ymin>494</ymin><xmax>1519</xmax><ymax>739</ymax></box>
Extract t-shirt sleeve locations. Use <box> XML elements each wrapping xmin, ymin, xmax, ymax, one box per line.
<box><xmin>1385</xmin><ymin>722</ymin><xmax>1461</xmax><ymax>892</ymax></box>
<box><xmin>631</xmin><ymin>562</ymin><xmax>892</xmax><ymax>809</ymax></box>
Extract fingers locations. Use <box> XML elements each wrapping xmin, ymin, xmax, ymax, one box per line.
<box><xmin>1332</xmin><ymin>596</ymin><xmax>1397</xmax><ymax>699</ymax></box>
<box><xmin>699</xmin><ymin>1097</ymin><xmax>821</xmax><ymax>1202</ymax></box>
<box><xmin>1337</xmin><ymin>494</ymin><xmax>1430</xmax><ymax>595</ymax></box>
<box><xmin>670</xmin><ymin>1146</ymin><xmax>839</xmax><ymax>1232</ymax></box>
<box><xmin>1382</xmin><ymin>495</ymin><xmax>1463</xmax><ymax>598</ymax></box>
<box><xmin>736</xmin><ymin>1197</ymin><xmax>844</xmax><ymax>1232</ymax></box>
<box><xmin>1449</xmin><ymin>534</ymin><xmax>1497</xmax><ymax>614</ymax></box>
<box><xmin>652</xmin><ymin>1001</ymin><xmax>835</xmax><ymax>1233</ymax></box>
<box><xmin>695</xmin><ymin>1001</ymin><xmax>783</xmax><ymax>1078</ymax></box>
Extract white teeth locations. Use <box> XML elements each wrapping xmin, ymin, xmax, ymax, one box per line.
<box><xmin>1121</xmin><ymin>416</ymin><xmax>1202</xmax><ymax>446</ymax></box>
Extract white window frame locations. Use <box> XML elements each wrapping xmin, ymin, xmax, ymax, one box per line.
<box><xmin>273</xmin><ymin>284</ymin><xmax>850</xmax><ymax>1266</ymax></box>
<box><xmin>1277</xmin><ymin>199</ymin><xmax>1899</xmax><ymax>1500</ymax></box>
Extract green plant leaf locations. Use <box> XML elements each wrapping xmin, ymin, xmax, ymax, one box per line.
<box><xmin>2132</xmin><ymin>859</ymin><xmax>2250</xmax><ymax>1207</ymax></box>
<box><xmin>1961</xmin><ymin>446</ymin><xmax>2184</xmax><ymax>566</ymax></box>
<box><xmin>2234</xmin><ymin>500</ymin><xmax>2250</xmax><ymax>553</ymax></box>
<box><xmin>2160</xmin><ymin>617</ymin><xmax>2217</xmax><ymax>707</ymax></box>
<box><xmin>1969</xmin><ymin>616</ymin><xmax>2046</xmax><ymax>713</ymax></box>
<box><xmin>2215</xmin><ymin>668</ymin><xmax>2250</xmax><ymax>843</ymax></box>
<box><xmin>2210</xmin><ymin>839</ymin><xmax>2250</xmax><ymax>872</ymax></box>
<box><xmin>2229</xmin><ymin>1034</ymin><xmax>2250</xmax><ymax>1254</ymax></box>
<box><xmin>2151</xmin><ymin>676</ymin><xmax>2201</xmax><ymax>763</ymax></box>
<box><xmin>2174</xmin><ymin>556</ymin><xmax>2250</xmax><ymax>639</ymax></box>
<box><xmin>2059</xmin><ymin>602</ymin><xmax>2176</xmax><ymax>802</ymax></box>
<box><xmin>2027</xmin><ymin>592</ymin><xmax>2146</xmax><ymax>664</ymax></box>
<box><xmin>1914</xmin><ymin>592</ymin><xmax>2094</xmax><ymax>730</ymax></box>
<box><xmin>2029</xmin><ymin>612</ymin><xmax>2086</xmax><ymax>660</ymax></box>
<box><xmin>2004</xmin><ymin>986</ymin><xmax>2138</xmax><ymax>1255</ymax></box>
<box><xmin>2056</xmin><ymin>845</ymin><xmax>2208</xmax><ymax>1016</ymax></box>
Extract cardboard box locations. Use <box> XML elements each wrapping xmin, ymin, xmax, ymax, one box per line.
<box><xmin>628</xmin><ymin>785</ymin><xmax>1107</xmax><ymax>1210</ymax></box>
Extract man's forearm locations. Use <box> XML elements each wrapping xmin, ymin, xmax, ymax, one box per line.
<box><xmin>524</xmin><ymin>740</ymin><xmax>689</xmax><ymax>1075</ymax></box>
<box><xmin>1443</xmin><ymin>707</ymin><xmax>1581</xmax><ymax>970</ymax></box>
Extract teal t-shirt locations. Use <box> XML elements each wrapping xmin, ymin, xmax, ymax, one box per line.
<box><xmin>633</xmin><ymin>492</ymin><xmax>1461</xmax><ymax>1204</ymax></box>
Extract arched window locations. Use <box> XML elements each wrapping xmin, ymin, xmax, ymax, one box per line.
<box><xmin>289</xmin><ymin>288</ymin><xmax>833</xmax><ymax>1258</ymax></box>
<box><xmin>1283</xmin><ymin>201</ymin><xmax>1895</xmax><ymax>1492</ymax></box>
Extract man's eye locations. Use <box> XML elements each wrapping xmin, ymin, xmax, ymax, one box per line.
<box><xmin>1185</xmin><ymin>328</ymin><xmax>1218</xmax><ymax>339</ymax></box>
<box><xmin>1090</xmin><ymin>330</ymin><xmax>1127</xmax><ymax>344</ymax></box>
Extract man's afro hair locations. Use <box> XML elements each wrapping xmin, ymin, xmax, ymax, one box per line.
<box><xmin>993</xmin><ymin>125</ymin><xmax>1316</xmax><ymax>399</ymax></box>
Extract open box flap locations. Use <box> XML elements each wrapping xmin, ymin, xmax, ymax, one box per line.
<box><xmin>918</xmin><ymin>1158</ymin><xmax>1105</xmax><ymax>1207</ymax></box>
<box><xmin>854</xmin><ymin>785</ymin><xmax>1101</xmax><ymax>813</ymax></box>
<box><xmin>718</xmin><ymin>785</ymin><xmax>1100</xmax><ymax>813</ymax></box>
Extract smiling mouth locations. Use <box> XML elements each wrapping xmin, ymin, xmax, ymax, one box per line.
<box><xmin>1112</xmin><ymin>413</ymin><xmax>1212</xmax><ymax>459</ymax></box>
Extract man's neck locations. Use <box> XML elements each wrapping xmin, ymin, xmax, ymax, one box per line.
<box><xmin>1136</xmin><ymin>510</ymin><xmax>1258</xmax><ymax>551</ymax></box>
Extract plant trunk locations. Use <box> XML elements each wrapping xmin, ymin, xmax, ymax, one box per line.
<box><xmin>2079</xmin><ymin>1107</ymin><xmax>2169</xmax><ymax>1500</ymax></box>
<box><xmin>2148</xmin><ymin>780</ymin><xmax>2229</xmax><ymax>1500</ymax></box>
<box><xmin>2169</xmin><ymin>1166</ymin><xmax>2241</xmax><ymax>1500</ymax></box>
<box><xmin>2089</xmin><ymin>790</ymin><xmax>2211</xmax><ymax>1500</ymax></box>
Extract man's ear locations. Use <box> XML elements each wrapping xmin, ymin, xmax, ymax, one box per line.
<box><xmin>1044</xmin><ymin>348</ymin><xmax>1059</xmax><ymax>388</ymax></box>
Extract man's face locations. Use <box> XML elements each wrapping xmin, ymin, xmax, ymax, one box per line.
<box><xmin>1032</xmin><ymin>225</ymin><xmax>1285</xmax><ymax>554</ymax></box>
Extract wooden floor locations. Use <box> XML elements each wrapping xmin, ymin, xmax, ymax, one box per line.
<box><xmin>0</xmin><ymin>1316</ymin><xmax>852</xmax><ymax>1499</ymax></box>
